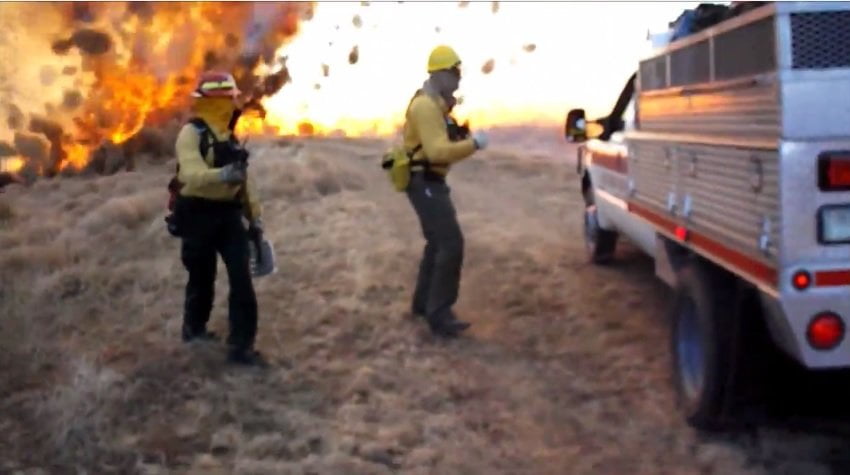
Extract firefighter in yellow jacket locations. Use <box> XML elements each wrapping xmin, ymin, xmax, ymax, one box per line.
<box><xmin>172</xmin><ymin>71</ymin><xmax>266</xmax><ymax>366</ymax></box>
<box><xmin>403</xmin><ymin>45</ymin><xmax>489</xmax><ymax>337</ymax></box>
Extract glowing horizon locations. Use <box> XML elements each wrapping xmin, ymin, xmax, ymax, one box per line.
<box><xmin>257</xmin><ymin>1</ymin><xmax>699</xmax><ymax>135</ymax></box>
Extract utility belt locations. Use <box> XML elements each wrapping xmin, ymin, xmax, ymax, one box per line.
<box><xmin>176</xmin><ymin>195</ymin><xmax>243</xmax><ymax>213</ymax></box>
<box><xmin>410</xmin><ymin>167</ymin><xmax>446</xmax><ymax>183</ymax></box>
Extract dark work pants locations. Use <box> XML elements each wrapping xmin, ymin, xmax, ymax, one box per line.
<box><xmin>176</xmin><ymin>197</ymin><xmax>258</xmax><ymax>350</ymax></box>
<box><xmin>406</xmin><ymin>172</ymin><xmax>464</xmax><ymax>324</ymax></box>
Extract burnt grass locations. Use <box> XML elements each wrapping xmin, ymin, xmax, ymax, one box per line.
<box><xmin>2</xmin><ymin>132</ymin><xmax>850</xmax><ymax>474</ymax></box>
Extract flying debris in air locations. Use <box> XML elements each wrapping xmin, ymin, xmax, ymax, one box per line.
<box><xmin>523</xmin><ymin>43</ymin><xmax>537</xmax><ymax>52</ymax></box>
<box><xmin>62</xmin><ymin>90</ymin><xmax>83</xmax><ymax>110</ymax></box>
<box><xmin>349</xmin><ymin>45</ymin><xmax>359</xmax><ymax>64</ymax></box>
<box><xmin>481</xmin><ymin>59</ymin><xmax>495</xmax><ymax>74</ymax></box>
<box><xmin>322</xmin><ymin>64</ymin><xmax>330</xmax><ymax>77</ymax></box>
<box><xmin>52</xmin><ymin>28</ymin><xmax>112</xmax><ymax>56</ymax></box>
<box><xmin>353</xmin><ymin>15</ymin><xmax>363</xmax><ymax>28</ymax></box>
<box><xmin>492</xmin><ymin>2</ymin><xmax>500</xmax><ymax>13</ymax></box>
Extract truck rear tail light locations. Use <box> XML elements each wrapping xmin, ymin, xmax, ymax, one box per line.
<box><xmin>818</xmin><ymin>152</ymin><xmax>850</xmax><ymax>191</ymax></box>
<box><xmin>792</xmin><ymin>270</ymin><xmax>811</xmax><ymax>290</ymax></box>
<box><xmin>807</xmin><ymin>312</ymin><xmax>844</xmax><ymax>351</ymax></box>
<box><xmin>817</xmin><ymin>205</ymin><xmax>850</xmax><ymax>245</ymax></box>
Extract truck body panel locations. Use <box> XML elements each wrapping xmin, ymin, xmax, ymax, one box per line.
<box><xmin>578</xmin><ymin>1</ymin><xmax>850</xmax><ymax>369</ymax></box>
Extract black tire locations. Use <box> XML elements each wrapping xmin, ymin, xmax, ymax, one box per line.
<box><xmin>583</xmin><ymin>204</ymin><xmax>618</xmax><ymax>264</ymax></box>
<box><xmin>581</xmin><ymin>172</ymin><xmax>593</xmax><ymax>207</ymax></box>
<box><xmin>668</xmin><ymin>258</ymin><xmax>740</xmax><ymax>430</ymax></box>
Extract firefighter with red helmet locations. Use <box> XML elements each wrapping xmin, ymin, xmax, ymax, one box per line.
<box><xmin>172</xmin><ymin>71</ymin><xmax>266</xmax><ymax>366</ymax></box>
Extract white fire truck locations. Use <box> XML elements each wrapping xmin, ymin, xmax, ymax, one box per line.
<box><xmin>567</xmin><ymin>1</ymin><xmax>850</xmax><ymax>429</ymax></box>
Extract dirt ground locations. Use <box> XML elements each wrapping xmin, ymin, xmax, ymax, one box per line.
<box><xmin>2</xmin><ymin>130</ymin><xmax>850</xmax><ymax>474</ymax></box>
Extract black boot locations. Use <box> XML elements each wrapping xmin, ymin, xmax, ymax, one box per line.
<box><xmin>182</xmin><ymin>324</ymin><xmax>220</xmax><ymax>343</ymax></box>
<box><xmin>227</xmin><ymin>346</ymin><xmax>269</xmax><ymax>367</ymax></box>
<box><xmin>411</xmin><ymin>305</ymin><xmax>426</xmax><ymax>320</ymax></box>
<box><xmin>428</xmin><ymin>311</ymin><xmax>471</xmax><ymax>338</ymax></box>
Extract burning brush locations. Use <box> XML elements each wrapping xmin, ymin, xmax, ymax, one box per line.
<box><xmin>0</xmin><ymin>1</ymin><xmax>315</xmax><ymax>178</ymax></box>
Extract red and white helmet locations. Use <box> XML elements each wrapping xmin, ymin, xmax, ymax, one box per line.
<box><xmin>191</xmin><ymin>71</ymin><xmax>241</xmax><ymax>98</ymax></box>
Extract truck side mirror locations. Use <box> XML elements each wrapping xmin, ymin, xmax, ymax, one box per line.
<box><xmin>565</xmin><ymin>108</ymin><xmax>588</xmax><ymax>143</ymax></box>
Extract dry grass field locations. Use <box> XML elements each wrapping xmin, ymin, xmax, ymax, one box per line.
<box><xmin>2</xmin><ymin>129</ymin><xmax>850</xmax><ymax>474</ymax></box>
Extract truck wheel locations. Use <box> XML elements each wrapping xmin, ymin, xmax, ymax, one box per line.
<box><xmin>668</xmin><ymin>259</ymin><xmax>737</xmax><ymax>430</ymax></box>
<box><xmin>584</xmin><ymin>204</ymin><xmax>618</xmax><ymax>264</ymax></box>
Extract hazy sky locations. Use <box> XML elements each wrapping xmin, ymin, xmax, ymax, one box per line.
<box><xmin>262</xmin><ymin>1</ymin><xmax>700</xmax><ymax>134</ymax></box>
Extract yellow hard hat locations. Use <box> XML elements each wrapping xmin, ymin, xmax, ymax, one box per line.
<box><xmin>427</xmin><ymin>45</ymin><xmax>461</xmax><ymax>73</ymax></box>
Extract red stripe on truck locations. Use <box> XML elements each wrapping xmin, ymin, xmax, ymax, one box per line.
<box><xmin>627</xmin><ymin>201</ymin><xmax>778</xmax><ymax>289</ymax></box>
<box><xmin>590</xmin><ymin>150</ymin><xmax>628</xmax><ymax>174</ymax></box>
<box><xmin>688</xmin><ymin>230</ymin><xmax>778</xmax><ymax>289</ymax></box>
<box><xmin>627</xmin><ymin>200</ymin><xmax>677</xmax><ymax>234</ymax></box>
<box><xmin>815</xmin><ymin>270</ymin><xmax>850</xmax><ymax>287</ymax></box>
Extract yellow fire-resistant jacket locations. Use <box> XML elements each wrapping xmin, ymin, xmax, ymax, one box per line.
<box><xmin>175</xmin><ymin>123</ymin><xmax>262</xmax><ymax>220</ymax></box>
<box><xmin>403</xmin><ymin>91</ymin><xmax>476</xmax><ymax>177</ymax></box>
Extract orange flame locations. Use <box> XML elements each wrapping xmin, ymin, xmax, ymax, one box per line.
<box><xmin>235</xmin><ymin>112</ymin><xmax>280</xmax><ymax>137</ymax></box>
<box><xmin>5</xmin><ymin>1</ymin><xmax>313</xmax><ymax>175</ymax></box>
<box><xmin>59</xmin><ymin>144</ymin><xmax>91</xmax><ymax>172</ymax></box>
<box><xmin>1</xmin><ymin>157</ymin><xmax>25</xmax><ymax>173</ymax></box>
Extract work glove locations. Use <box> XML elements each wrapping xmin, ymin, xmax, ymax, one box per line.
<box><xmin>472</xmin><ymin>131</ymin><xmax>489</xmax><ymax>151</ymax></box>
<box><xmin>219</xmin><ymin>162</ymin><xmax>246</xmax><ymax>184</ymax></box>
<box><xmin>248</xmin><ymin>218</ymin><xmax>264</xmax><ymax>239</ymax></box>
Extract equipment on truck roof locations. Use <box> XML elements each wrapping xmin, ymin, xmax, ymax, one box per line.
<box><xmin>650</xmin><ymin>2</ymin><xmax>771</xmax><ymax>48</ymax></box>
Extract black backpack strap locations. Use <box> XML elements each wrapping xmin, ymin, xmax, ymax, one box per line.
<box><xmin>169</xmin><ymin>118</ymin><xmax>213</xmax><ymax>209</ymax></box>
<box><xmin>187</xmin><ymin>117</ymin><xmax>213</xmax><ymax>163</ymax></box>
<box><xmin>409</xmin><ymin>144</ymin><xmax>429</xmax><ymax>169</ymax></box>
